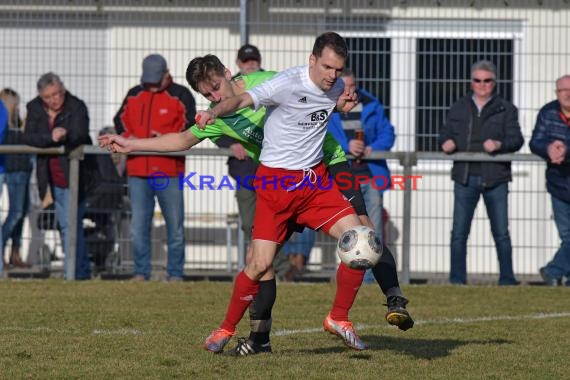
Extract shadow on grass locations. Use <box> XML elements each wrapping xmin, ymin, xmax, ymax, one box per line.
<box><xmin>293</xmin><ymin>336</ymin><xmax>512</xmax><ymax>360</ymax></box>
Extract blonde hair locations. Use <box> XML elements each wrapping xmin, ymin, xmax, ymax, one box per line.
<box><xmin>0</xmin><ymin>88</ymin><xmax>21</xmax><ymax>129</ymax></box>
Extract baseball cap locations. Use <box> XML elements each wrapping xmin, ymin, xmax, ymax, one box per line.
<box><xmin>141</xmin><ymin>54</ymin><xmax>168</xmax><ymax>84</ymax></box>
<box><xmin>237</xmin><ymin>44</ymin><xmax>261</xmax><ymax>62</ymax></box>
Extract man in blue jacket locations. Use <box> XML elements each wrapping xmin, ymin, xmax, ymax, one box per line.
<box><xmin>327</xmin><ymin>68</ymin><xmax>395</xmax><ymax>246</ymax></box>
<box><xmin>530</xmin><ymin>74</ymin><xmax>570</xmax><ymax>286</ymax></box>
<box><xmin>0</xmin><ymin>100</ymin><xmax>7</xmax><ymax>272</ymax></box>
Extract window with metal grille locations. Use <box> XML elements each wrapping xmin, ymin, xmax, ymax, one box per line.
<box><xmin>416</xmin><ymin>38</ymin><xmax>514</xmax><ymax>152</ymax></box>
<box><xmin>345</xmin><ymin>37</ymin><xmax>391</xmax><ymax>118</ymax></box>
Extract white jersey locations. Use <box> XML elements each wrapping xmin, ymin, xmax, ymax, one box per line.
<box><xmin>248</xmin><ymin>65</ymin><xmax>344</xmax><ymax>170</ymax></box>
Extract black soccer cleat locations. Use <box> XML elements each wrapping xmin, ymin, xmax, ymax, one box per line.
<box><xmin>385</xmin><ymin>295</ymin><xmax>415</xmax><ymax>331</ymax></box>
<box><xmin>226</xmin><ymin>338</ymin><xmax>272</xmax><ymax>356</ymax></box>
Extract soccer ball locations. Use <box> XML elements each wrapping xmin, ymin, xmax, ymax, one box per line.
<box><xmin>337</xmin><ymin>226</ymin><xmax>382</xmax><ymax>270</ymax></box>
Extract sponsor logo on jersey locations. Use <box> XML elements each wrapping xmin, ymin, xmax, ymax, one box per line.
<box><xmin>298</xmin><ymin>96</ymin><xmax>307</xmax><ymax>103</ymax></box>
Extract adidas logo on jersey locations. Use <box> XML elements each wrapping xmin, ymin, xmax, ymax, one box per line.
<box><xmin>298</xmin><ymin>96</ymin><xmax>307</xmax><ymax>103</ymax></box>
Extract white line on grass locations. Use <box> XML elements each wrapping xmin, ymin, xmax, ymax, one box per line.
<box><xmin>272</xmin><ymin>311</ymin><xmax>570</xmax><ymax>337</ymax></box>
<box><xmin>92</xmin><ymin>328</ymin><xmax>143</xmax><ymax>335</ymax></box>
<box><xmin>2</xmin><ymin>312</ymin><xmax>568</xmax><ymax>337</ymax></box>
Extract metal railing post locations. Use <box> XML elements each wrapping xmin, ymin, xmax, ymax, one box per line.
<box><xmin>237</xmin><ymin>218</ymin><xmax>245</xmax><ymax>270</ymax></box>
<box><xmin>400</xmin><ymin>151</ymin><xmax>417</xmax><ymax>285</ymax></box>
<box><xmin>239</xmin><ymin>0</ymin><xmax>249</xmax><ymax>45</ymax></box>
<box><xmin>65</xmin><ymin>146</ymin><xmax>83</xmax><ymax>281</ymax></box>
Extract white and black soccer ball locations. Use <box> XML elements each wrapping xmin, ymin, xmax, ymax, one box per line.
<box><xmin>337</xmin><ymin>226</ymin><xmax>382</xmax><ymax>270</ymax></box>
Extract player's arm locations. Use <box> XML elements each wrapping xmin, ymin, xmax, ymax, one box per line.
<box><xmin>98</xmin><ymin>128</ymin><xmax>200</xmax><ymax>153</ymax></box>
<box><xmin>195</xmin><ymin>92</ymin><xmax>254</xmax><ymax>128</ymax></box>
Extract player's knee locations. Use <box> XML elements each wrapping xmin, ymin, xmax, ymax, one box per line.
<box><xmin>254</xmin><ymin>260</ymin><xmax>272</xmax><ymax>273</ymax></box>
<box><xmin>248</xmin><ymin>259</ymin><xmax>272</xmax><ymax>277</ymax></box>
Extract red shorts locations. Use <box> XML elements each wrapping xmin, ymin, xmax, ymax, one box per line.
<box><xmin>252</xmin><ymin>161</ymin><xmax>355</xmax><ymax>244</ymax></box>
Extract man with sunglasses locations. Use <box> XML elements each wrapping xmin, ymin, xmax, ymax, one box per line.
<box><xmin>439</xmin><ymin>60</ymin><xmax>524</xmax><ymax>286</ymax></box>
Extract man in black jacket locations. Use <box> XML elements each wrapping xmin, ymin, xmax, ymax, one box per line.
<box><xmin>24</xmin><ymin>72</ymin><xmax>93</xmax><ymax>280</ymax></box>
<box><xmin>439</xmin><ymin>60</ymin><xmax>524</xmax><ymax>286</ymax></box>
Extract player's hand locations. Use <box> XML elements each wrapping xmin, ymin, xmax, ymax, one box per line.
<box><xmin>98</xmin><ymin>134</ymin><xmax>132</xmax><ymax>153</ymax></box>
<box><xmin>194</xmin><ymin>111</ymin><xmax>216</xmax><ymax>129</ymax></box>
<box><xmin>51</xmin><ymin>127</ymin><xmax>67</xmax><ymax>142</ymax></box>
<box><xmin>483</xmin><ymin>139</ymin><xmax>502</xmax><ymax>153</ymax></box>
<box><xmin>441</xmin><ymin>139</ymin><xmax>456</xmax><ymax>154</ymax></box>
<box><xmin>348</xmin><ymin>139</ymin><xmax>365</xmax><ymax>157</ymax></box>
<box><xmin>230</xmin><ymin>143</ymin><xmax>248</xmax><ymax>160</ymax></box>
<box><xmin>336</xmin><ymin>89</ymin><xmax>358</xmax><ymax>113</ymax></box>
<box><xmin>363</xmin><ymin>146</ymin><xmax>373</xmax><ymax>157</ymax></box>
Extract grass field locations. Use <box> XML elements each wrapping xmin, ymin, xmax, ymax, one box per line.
<box><xmin>1</xmin><ymin>280</ymin><xmax>569</xmax><ymax>379</ymax></box>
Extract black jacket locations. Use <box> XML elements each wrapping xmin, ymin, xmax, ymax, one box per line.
<box><xmin>438</xmin><ymin>94</ymin><xmax>524</xmax><ymax>187</ymax></box>
<box><xmin>24</xmin><ymin>92</ymin><xmax>94</xmax><ymax>200</ymax></box>
<box><xmin>5</xmin><ymin>127</ymin><xmax>33</xmax><ymax>173</ymax></box>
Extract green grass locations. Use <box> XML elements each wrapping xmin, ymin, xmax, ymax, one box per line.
<box><xmin>1</xmin><ymin>280</ymin><xmax>569</xmax><ymax>379</ymax></box>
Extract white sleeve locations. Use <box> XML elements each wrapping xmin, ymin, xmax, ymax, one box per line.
<box><xmin>247</xmin><ymin>71</ymin><xmax>295</xmax><ymax>111</ymax></box>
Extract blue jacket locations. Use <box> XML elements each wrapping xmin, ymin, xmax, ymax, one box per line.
<box><xmin>0</xmin><ymin>101</ymin><xmax>8</xmax><ymax>174</ymax></box>
<box><xmin>529</xmin><ymin>100</ymin><xmax>570</xmax><ymax>203</ymax></box>
<box><xmin>327</xmin><ymin>88</ymin><xmax>395</xmax><ymax>192</ymax></box>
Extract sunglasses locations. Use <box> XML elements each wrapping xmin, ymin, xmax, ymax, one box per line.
<box><xmin>472</xmin><ymin>78</ymin><xmax>495</xmax><ymax>83</ymax></box>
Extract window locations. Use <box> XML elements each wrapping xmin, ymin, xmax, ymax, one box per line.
<box><xmin>416</xmin><ymin>38</ymin><xmax>514</xmax><ymax>152</ymax></box>
<box><xmin>345</xmin><ymin>37</ymin><xmax>391</xmax><ymax>118</ymax></box>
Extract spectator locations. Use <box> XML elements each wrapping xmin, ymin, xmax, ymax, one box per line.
<box><xmin>114</xmin><ymin>54</ymin><xmax>196</xmax><ymax>281</ymax></box>
<box><xmin>24</xmin><ymin>72</ymin><xmax>93</xmax><ymax>280</ymax></box>
<box><xmin>233</xmin><ymin>44</ymin><xmax>263</xmax><ymax>78</ymax></box>
<box><xmin>327</xmin><ymin>68</ymin><xmax>396</xmax><ymax>283</ymax></box>
<box><xmin>84</xmin><ymin>127</ymin><xmax>127</xmax><ymax>274</ymax></box>
<box><xmin>530</xmin><ymin>74</ymin><xmax>570</xmax><ymax>286</ymax></box>
<box><xmin>216</xmin><ymin>44</ymin><xmax>264</xmax><ymax>250</ymax></box>
<box><xmin>438</xmin><ymin>60</ymin><xmax>523</xmax><ymax>286</ymax></box>
<box><xmin>0</xmin><ymin>96</ymin><xmax>7</xmax><ymax>272</ymax></box>
<box><xmin>1</xmin><ymin>88</ymin><xmax>33</xmax><ymax>269</ymax></box>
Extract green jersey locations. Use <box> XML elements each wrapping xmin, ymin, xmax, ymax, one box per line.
<box><xmin>190</xmin><ymin>71</ymin><xmax>346</xmax><ymax>166</ymax></box>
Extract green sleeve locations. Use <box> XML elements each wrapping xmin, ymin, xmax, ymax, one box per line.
<box><xmin>189</xmin><ymin>119</ymin><xmax>262</xmax><ymax>162</ymax></box>
<box><xmin>323</xmin><ymin>132</ymin><xmax>347</xmax><ymax>166</ymax></box>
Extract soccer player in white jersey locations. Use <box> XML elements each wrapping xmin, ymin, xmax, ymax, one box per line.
<box><xmin>195</xmin><ymin>32</ymin><xmax>381</xmax><ymax>353</ymax></box>
<box><xmin>101</xmin><ymin>49</ymin><xmax>414</xmax><ymax>355</ymax></box>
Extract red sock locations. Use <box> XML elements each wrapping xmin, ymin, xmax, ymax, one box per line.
<box><xmin>220</xmin><ymin>271</ymin><xmax>260</xmax><ymax>332</ymax></box>
<box><xmin>329</xmin><ymin>263</ymin><xmax>365</xmax><ymax>321</ymax></box>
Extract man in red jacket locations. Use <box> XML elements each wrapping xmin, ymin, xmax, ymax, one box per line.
<box><xmin>114</xmin><ymin>54</ymin><xmax>196</xmax><ymax>281</ymax></box>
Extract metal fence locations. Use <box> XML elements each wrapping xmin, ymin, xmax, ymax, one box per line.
<box><xmin>0</xmin><ymin>1</ymin><xmax>568</xmax><ymax>281</ymax></box>
<box><xmin>0</xmin><ymin>145</ymin><xmax>556</xmax><ymax>284</ymax></box>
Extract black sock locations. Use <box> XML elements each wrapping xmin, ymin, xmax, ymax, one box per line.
<box><xmin>372</xmin><ymin>244</ymin><xmax>400</xmax><ymax>295</ymax></box>
<box><xmin>248</xmin><ymin>278</ymin><xmax>276</xmax><ymax>344</ymax></box>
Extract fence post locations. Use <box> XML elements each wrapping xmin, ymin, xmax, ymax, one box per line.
<box><xmin>239</xmin><ymin>0</ymin><xmax>249</xmax><ymax>45</ymax></box>
<box><xmin>400</xmin><ymin>151</ymin><xmax>417</xmax><ymax>285</ymax></box>
<box><xmin>237</xmin><ymin>218</ymin><xmax>245</xmax><ymax>270</ymax></box>
<box><xmin>65</xmin><ymin>146</ymin><xmax>83</xmax><ymax>281</ymax></box>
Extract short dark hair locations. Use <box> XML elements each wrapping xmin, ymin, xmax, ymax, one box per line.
<box><xmin>186</xmin><ymin>55</ymin><xmax>226</xmax><ymax>91</ymax></box>
<box><xmin>312</xmin><ymin>32</ymin><xmax>348</xmax><ymax>60</ymax></box>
